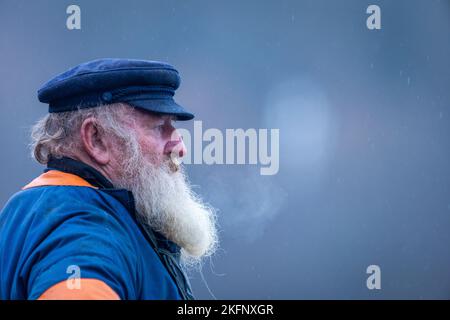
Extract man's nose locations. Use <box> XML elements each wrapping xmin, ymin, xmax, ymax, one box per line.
<box><xmin>164</xmin><ymin>137</ymin><xmax>187</xmax><ymax>158</ymax></box>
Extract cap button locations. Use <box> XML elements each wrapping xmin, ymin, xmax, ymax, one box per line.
<box><xmin>102</xmin><ymin>92</ymin><xmax>113</xmax><ymax>102</ymax></box>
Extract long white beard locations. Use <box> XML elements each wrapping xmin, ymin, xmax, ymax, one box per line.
<box><xmin>114</xmin><ymin>138</ymin><xmax>218</xmax><ymax>264</ymax></box>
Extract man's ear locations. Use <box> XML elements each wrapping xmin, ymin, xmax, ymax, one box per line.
<box><xmin>80</xmin><ymin>117</ymin><xmax>111</xmax><ymax>165</ymax></box>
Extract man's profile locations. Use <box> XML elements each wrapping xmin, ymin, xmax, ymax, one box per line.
<box><xmin>0</xmin><ymin>58</ymin><xmax>218</xmax><ymax>300</ymax></box>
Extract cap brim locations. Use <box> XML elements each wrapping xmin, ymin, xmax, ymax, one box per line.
<box><xmin>126</xmin><ymin>99</ymin><xmax>194</xmax><ymax>121</ymax></box>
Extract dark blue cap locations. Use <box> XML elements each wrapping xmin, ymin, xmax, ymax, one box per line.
<box><xmin>37</xmin><ymin>58</ymin><xmax>194</xmax><ymax>121</ymax></box>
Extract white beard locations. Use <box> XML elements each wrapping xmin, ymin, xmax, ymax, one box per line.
<box><xmin>113</xmin><ymin>138</ymin><xmax>218</xmax><ymax>264</ymax></box>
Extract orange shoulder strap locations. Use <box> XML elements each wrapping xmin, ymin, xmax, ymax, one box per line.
<box><xmin>22</xmin><ymin>170</ymin><xmax>97</xmax><ymax>190</ymax></box>
<box><xmin>38</xmin><ymin>279</ymin><xmax>120</xmax><ymax>300</ymax></box>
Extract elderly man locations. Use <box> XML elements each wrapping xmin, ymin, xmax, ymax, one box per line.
<box><xmin>0</xmin><ymin>58</ymin><xmax>218</xmax><ymax>300</ymax></box>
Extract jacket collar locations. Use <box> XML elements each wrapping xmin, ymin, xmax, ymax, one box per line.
<box><xmin>46</xmin><ymin>156</ymin><xmax>115</xmax><ymax>189</ymax></box>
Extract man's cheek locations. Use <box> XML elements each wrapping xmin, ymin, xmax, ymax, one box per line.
<box><xmin>138</xmin><ymin>139</ymin><xmax>163</xmax><ymax>163</ymax></box>
<box><xmin>142</xmin><ymin>151</ymin><xmax>165</xmax><ymax>167</ymax></box>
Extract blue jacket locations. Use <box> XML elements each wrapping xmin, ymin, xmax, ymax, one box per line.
<box><xmin>0</xmin><ymin>157</ymin><xmax>194</xmax><ymax>300</ymax></box>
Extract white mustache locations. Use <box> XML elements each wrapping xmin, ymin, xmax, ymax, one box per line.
<box><xmin>168</xmin><ymin>155</ymin><xmax>181</xmax><ymax>173</ymax></box>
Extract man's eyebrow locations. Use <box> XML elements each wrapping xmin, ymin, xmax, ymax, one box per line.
<box><xmin>151</xmin><ymin>115</ymin><xmax>177</xmax><ymax>124</ymax></box>
<box><xmin>163</xmin><ymin>115</ymin><xmax>177</xmax><ymax>122</ymax></box>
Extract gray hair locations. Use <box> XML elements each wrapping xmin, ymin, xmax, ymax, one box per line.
<box><xmin>30</xmin><ymin>103</ymin><xmax>136</xmax><ymax>164</ymax></box>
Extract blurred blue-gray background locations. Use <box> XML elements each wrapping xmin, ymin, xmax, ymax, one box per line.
<box><xmin>1</xmin><ymin>0</ymin><xmax>449</xmax><ymax>299</ymax></box>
